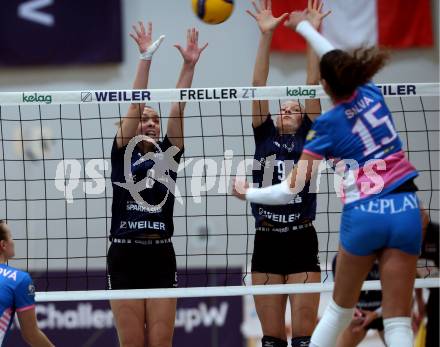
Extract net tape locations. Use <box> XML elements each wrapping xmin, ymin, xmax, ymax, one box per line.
<box><xmin>0</xmin><ymin>83</ymin><xmax>438</xmax><ymax>106</ymax></box>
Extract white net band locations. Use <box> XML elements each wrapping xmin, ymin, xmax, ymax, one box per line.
<box><xmin>0</xmin><ymin>83</ymin><xmax>438</xmax><ymax>106</ymax></box>
<box><xmin>36</xmin><ymin>278</ymin><xmax>440</xmax><ymax>302</ymax></box>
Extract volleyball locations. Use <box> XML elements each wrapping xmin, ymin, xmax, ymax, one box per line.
<box><xmin>192</xmin><ymin>0</ymin><xmax>234</xmax><ymax>25</ymax></box>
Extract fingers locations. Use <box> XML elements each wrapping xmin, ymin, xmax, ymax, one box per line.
<box><xmin>132</xmin><ymin>24</ymin><xmax>141</xmax><ymax>37</ymax></box>
<box><xmin>251</xmin><ymin>0</ymin><xmax>259</xmax><ymax>14</ymax></box>
<box><xmin>232</xmin><ymin>178</ymin><xmax>241</xmax><ymax>195</ymax></box>
<box><xmin>318</xmin><ymin>1</ymin><xmax>324</xmax><ymax>12</ymax></box>
<box><xmin>313</xmin><ymin>0</ymin><xmax>318</xmax><ymax>10</ymax></box>
<box><xmin>189</xmin><ymin>28</ymin><xmax>196</xmax><ymax>45</ymax></box>
<box><xmin>276</xmin><ymin>12</ymin><xmax>289</xmax><ymax>23</ymax></box>
<box><xmin>267</xmin><ymin>0</ymin><xmax>272</xmax><ymax>10</ymax></box>
<box><xmin>246</xmin><ymin>9</ymin><xmax>258</xmax><ymax>20</ymax></box>
<box><xmin>139</xmin><ymin>21</ymin><xmax>146</xmax><ymax>35</ymax></box>
<box><xmin>233</xmin><ymin>178</ymin><xmax>248</xmax><ymax>196</ymax></box>
<box><xmin>200</xmin><ymin>42</ymin><xmax>208</xmax><ymax>53</ymax></box>
<box><xmin>184</xmin><ymin>27</ymin><xmax>202</xmax><ymax>48</ymax></box>
<box><xmin>129</xmin><ymin>33</ymin><xmax>139</xmax><ymax>45</ymax></box>
<box><xmin>321</xmin><ymin>9</ymin><xmax>331</xmax><ymax>19</ymax></box>
<box><xmin>308</xmin><ymin>0</ymin><xmax>312</xmax><ymax>10</ymax></box>
<box><xmin>147</xmin><ymin>21</ymin><xmax>152</xmax><ymax>37</ymax></box>
<box><xmin>174</xmin><ymin>44</ymin><xmax>184</xmax><ymax>55</ymax></box>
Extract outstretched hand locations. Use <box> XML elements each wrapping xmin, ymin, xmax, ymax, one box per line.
<box><xmin>284</xmin><ymin>10</ymin><xmax>307</xmax><ymax>31</ymax></box>
<box><xmin>284</xmin><ymin>0</ymin><xmax>331</xmax><ymax>31</ymax></box>
<box><xmin>129</xmin><ymin>21</ymin><xmax>153</xmax><ymax>54</ymax></box>
<box><xmin>306</xmin><ymin>0</ymin><xmax>331</xmax><ymax>30</ymax></box>
<box><xmin>174</xmin><ymin>28</ymin><xmax>208</xmax><ymax>67</ymax></box>
<box><xmin>246</xmin><ymin>0</ymin><xmax>288</xmax><ymax>34</ymax></box>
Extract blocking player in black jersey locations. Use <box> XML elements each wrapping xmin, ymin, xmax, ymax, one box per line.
<box><xmin>245</xmin><ymin>1</ymin><xmax>329</xmax><ymax>346</ymax></box>
<box><xmin>107</xmin><ymin>22</ymin><xmax>207</xmax><ymax>347</ymax></box>
<box><xmin>332</xmin><ymin>255</ymin><xmax>385</xmax><ymax>346</ymax></box>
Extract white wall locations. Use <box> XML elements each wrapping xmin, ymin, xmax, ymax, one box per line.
<box><xmin>0</xmin><ymin>0</ymin><xmax>438</xmax><ymax>92</ymax></box>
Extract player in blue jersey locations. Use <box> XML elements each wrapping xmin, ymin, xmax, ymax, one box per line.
<box><xmin>0</xmin><ymin>221</ymin><xmax>54</xmax><ymax>347</ymax></box>
<box><xmin>233</xmin><ymin>8</ymin><xmax>423</xmax><ymax>347</ymax></box>
<box><xmin>245</xmin><ymin>1</ymin><xmax>328</xmax><ymax>346</ymax></box>
<box><xmin>107</xmin><ymin>22</ymin><xmax>207</xmax><ymax>347</ymax></box>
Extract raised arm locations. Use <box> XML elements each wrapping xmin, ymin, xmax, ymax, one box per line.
<box><xmin>247</xmin><ymin>0</ymin><xmax>288</xmax><ymax>128</ymax></box>
<box><xmin>116</xmin><ymin>21</ymin><xmax>164</xmax><ymax>148</ymax></box>
<box><xmin>18</xmin><ymin>308</ymin><xmax>54</xmax><ymax>347</ymax></box>
<box><xmin>167</xmin><ymin>28</ymin><xmax>208</xmax><ymax>149</ymax></box>
<box><xmin>304</xmin><ymin>0</ymin><xmax>330</xmax><ymax>121</ymax></box>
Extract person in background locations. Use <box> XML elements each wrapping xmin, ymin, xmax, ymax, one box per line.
<box><xmin>245</xmin><ymin>1</ymin><xmax>328</xmax><ymax>346</ymax></box>
<box><xmin>107</xmin><ymin>21</ymin><xmax>207</xmax><ymax>347</ymax></box>
<box><xmin>234</xmin><ymin>7</ymin><xmax>424</xmax><ymax>347</ymax></box>
<box><xmin>0</xmin><ymin>220</ymin><xmax>55</xmax><ymax>347</ymax></box>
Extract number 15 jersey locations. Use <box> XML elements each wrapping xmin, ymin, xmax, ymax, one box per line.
<box><xmin>303</xmin><ymin>83</ymin><xmax>417</xmax><ymax>207</ymax></box>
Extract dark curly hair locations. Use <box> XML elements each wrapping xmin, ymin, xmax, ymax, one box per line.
<box><xmin>320</xmin><ymin>47</ymin><xmax>389</xmax><ymax>100</ymax></box>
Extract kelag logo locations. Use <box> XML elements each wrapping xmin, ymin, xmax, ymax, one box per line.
<box><xmin>286</xmin><ymin>87</ymin><xmax>316</xmax><ymax>98</ymax></box>
<box><xmin>22</xmin><ymin>93</ymin><xmax>52</xmax><ymax>104</ymax></box>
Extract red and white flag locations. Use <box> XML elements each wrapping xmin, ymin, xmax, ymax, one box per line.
<box><xmin>271</xmin><ymin>0</ymin><xmax>434</xmax><ymax>52</ymax></box>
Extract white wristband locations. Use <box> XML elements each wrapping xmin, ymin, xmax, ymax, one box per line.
<box><xmin>296</xmin><ymin>20</ymin><xmax>335</xmax><ymax>58</ymax></box>
<box><xmin>140</xmin><ymin>35</ymin><xmax>165</xmax><ymax>61</ymax></box>
<box><xmin>246</xmin><ymin>179</ymin><xmax>296</xmax><ymax>205</ymax></box>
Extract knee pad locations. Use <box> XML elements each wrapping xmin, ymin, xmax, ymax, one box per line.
<box><xmin>291</xmin><ymin>336</ymin><xmax>311</xmax><ymax>346</ymax></box>
<box><xmin>262</xmin><ymin>335</ymin><xmax>288</xmax><ymax>347</ymax></box>
<box><xmin>310</xmin><ymin>298</ymin><xmax>354</xmax><ymax>347</ymax></box>
<box><xmin>384</xmin><ymin>317</ymin><xmax>413</xmax><ymax>347</ymax></box>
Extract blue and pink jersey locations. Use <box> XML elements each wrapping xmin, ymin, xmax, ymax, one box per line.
<box><xmin>0</xmin><ymin>264</ymin><xmax>35</xmax><ymax>345</ymax></box>
<box><xmin>303</xmin><ymin>83</ymin><xmax>417</xmax><ymax>207</ymax></box>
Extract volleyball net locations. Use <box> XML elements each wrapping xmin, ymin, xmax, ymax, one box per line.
<box><xmin>0</xmin><ymin>83</ymin><xmax>439</xmax><ymax>301</ymax></box>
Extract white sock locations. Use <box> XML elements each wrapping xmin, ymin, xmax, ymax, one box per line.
<box><xmin>310</xmin><ymin>298</ymin><xmax>354</xmax><ymax>347</ymax></box>
<box><xmin>384</xmin><ymin>317</ymin><xmax>413</xmax><ymax>347</ymax></box>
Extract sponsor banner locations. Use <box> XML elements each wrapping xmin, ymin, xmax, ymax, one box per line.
<box><xmin>0</xmin><ymin>0</ymin><xmax>122</xmax><ymax>66</ymax></box>
<box><xmin>0</xmin><ymin>83</ymin><xmax>437</xmax><ymax>106</ymax></box>
<box><xmin>7</xmin><ymin>269</ymin><xmax>243</xmax><ymax>347</ymax></box>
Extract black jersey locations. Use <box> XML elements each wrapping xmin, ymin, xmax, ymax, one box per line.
<box><xmin>110</xmin><ymin>135</ymin><xmax>183</xmax><ymax>239</ymax></box>
<box><xmin>251</xmin><ymin>115</ymin><xmax>317</xmax><ymax>227</ymax></box>
<box><xmin>332</xmin><ymin>255</ymin><xmax>382</xmax><ymax>311</ymax></box>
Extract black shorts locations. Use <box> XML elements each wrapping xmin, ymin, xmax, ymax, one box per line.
<box><xmin>107</xmin><ymin>239</ymin><xmax>177</xmax><ymax>290</ymax></box>
<box><xmin>251</xmin><ymin>225</ymin><xmax>320</xmax><ymax>275</ymax></box>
